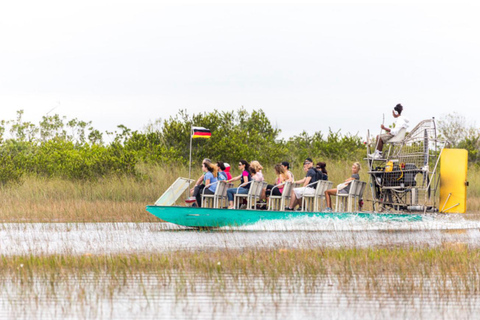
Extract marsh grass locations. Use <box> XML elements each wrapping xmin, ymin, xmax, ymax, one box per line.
<box><xmin>5</xmin><ymin>246</ymin><xmax>480</xmax><ymax>291</ymax></box>
<box><xmin>3</xmin><ymin>247</ymin><xmax>480</xmax><ymax>317</ymax></box>
<box><xmin>0</xmin><ymin>161</ymin><xmax>478</xmax><ymax>222</ymax></box>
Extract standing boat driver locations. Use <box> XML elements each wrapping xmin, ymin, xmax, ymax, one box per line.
<box><xmin>285</xmin><ymin>158</ymin><xmax>319</xmax><ymax>211</ymax></box>
<box><xmin>369</xmin><ymin>103</ymin><xmax>409</xmax><ymax>160</ymax></box>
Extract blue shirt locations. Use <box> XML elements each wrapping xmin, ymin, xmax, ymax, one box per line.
<box><xmin>204</xmin><ymin>172</ymin><xmax>218</xmax><ymax>192</ymax></box>
<box><xmin>218</xmin><ymin>172</ymin><xmax>228</xmax><ymax>181</ymax></box>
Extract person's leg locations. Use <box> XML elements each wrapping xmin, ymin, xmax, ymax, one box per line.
<box><xmin>288</xmin><ymin>191</ymin><xmax>298</xmax><ymax>209</ymax></box>
<box><xmin>293</xmin><ymin>197</ymin><xmax>301</xmax><ymax>209</ymax></box>
<box><xmin>194</xmin><ymin>185</ymin><xmax>206</xmax><ymax>207</ymax></box>
<box><xmin>227</xmin><ymin>188</ymin><xmax>237</xmax><ymax>208</ymax></box>
<box><xmin>378</xmin><ymin>133</ymin><xmax>393</xmax><ymax>152</ymax></box>
<box><xmin>262</xmin><ymin>185</ymin><xmax>271</xmax><ymax>200</ymax></box>
<box><xmin>272</xmin><ymin>188</ymin><xmax>282</xmax><ymax>196</ymax></box>
<box><xmin>325</xmin><ymin>189</ymin><xmax>337</xmax><ymax>209</ymax></box>
<box><xmin>288</xmin><ymin>187</ymin><xmax>304</xmax><ymax>209</ymax></box>
<box><xmin>237</xmin><ymin>187</ymin><xmax>248</xmax><ymax>195</ymax></box>
<box><xmin>264</xmin><ymin>184</ymin><xmax>276</xmax><ymax>199</ymax></box>
<box><xmin>377</xmin><ymin>137</ymin><xmax>384</xmax><ymax>152</ymax></box>
<box><xmin>236</xmin><ymin>187</ymin><xmax>249</xmax><ymax>208</ymax></box>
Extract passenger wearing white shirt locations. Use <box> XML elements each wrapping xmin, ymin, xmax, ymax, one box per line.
<box><xmin>370</xmin><ymin>104</ymin><xmax>409</xmax><ymax>160</ymax></box>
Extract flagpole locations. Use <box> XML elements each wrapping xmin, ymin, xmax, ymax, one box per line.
<box><xmin>188</xmin><ymin>125</ymin><xmax>193</xmax><ymax>181</ymax></box>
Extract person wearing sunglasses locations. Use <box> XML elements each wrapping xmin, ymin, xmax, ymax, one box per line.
<box><xmin>224</xmin><ymin>160</ymin><xmax>252</xmax><ymax>209</ymax></box>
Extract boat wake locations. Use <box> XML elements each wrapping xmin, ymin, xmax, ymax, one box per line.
<box><xmin>230</xmin><ymin>213</ymin><xmax>480</xmax><ymax>232</ymax></box>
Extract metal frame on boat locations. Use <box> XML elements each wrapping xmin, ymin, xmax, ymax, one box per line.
<box><xmin>366</xmin><ymin>118</ymin><xmax>448</xmax><ymax>213</ymax></box>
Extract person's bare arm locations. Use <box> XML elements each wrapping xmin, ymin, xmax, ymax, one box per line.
<box><xmin>286</xmin><ymin>172</ymin><xmax>293</xmax><ymax>182</ymax></box>
<box><xmin>191</xmin><ymin>174</ymin><xmax>204</xmax><ymax>192</ymax></box>
<box><xmin>204</xmin><ymin>178</ymin><xmax>214</xmax><ymax>188</ymax></box>
<box><xmin>344</xmin><ymin>177</ymin><xmax>356</xmax><ymax>183</ymax></box>
<box><xmin>302</xmin><ymin>176</ymin><xmax>312</xmax><ymax>187</ymax></box>
<box><xmin>295</xmin><ymin>177</ymin><xmax>306</xmax><ymax>185</ymax></box>
<box><xmin>226</xmin><ymin>175</ymin><xmax>241</xmax><ymax>183</ymax></box>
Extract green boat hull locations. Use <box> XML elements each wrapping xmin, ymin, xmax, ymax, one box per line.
<box><xmin>145</xmin><ymin>205</ymin><xmax>423</xmax><ymax>228</ymax></box>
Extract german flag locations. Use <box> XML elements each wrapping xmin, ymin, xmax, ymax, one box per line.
<box><xmin>192</xmin><ymin>126</ymin><xmax>211</xmax><ymax>139</ymax></box>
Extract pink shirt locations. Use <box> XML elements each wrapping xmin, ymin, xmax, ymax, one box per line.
<box><xmin>253</xmin><ymin>171</ymin><xmax>264</xmax><ymax>182</ymax></box>
<box><xmin>276</xmin><ymin>177</ymin><xmax>284</xmax><ymax>193</ymax></box>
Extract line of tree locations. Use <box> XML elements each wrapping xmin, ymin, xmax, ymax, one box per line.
<box><xmin>1</xmin><ymin>109</ymin><xmax>476</xmax><ymax>184</ymax></box>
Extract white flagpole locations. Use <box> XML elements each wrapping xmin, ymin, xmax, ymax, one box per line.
<box><xmin>188</xmin><ymin>125</ymin><xmax>193</xmax><ymax>181</ymax></box>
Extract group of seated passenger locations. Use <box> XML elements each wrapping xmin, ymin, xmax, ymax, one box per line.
<box><xmin>190</xmin><ymin>157</ymin><xmax>361</xmax><ymax>211</ymax></box>
<box><xmin>190</xmin><ymin>158</ymin><xmax>231</xmax><ymax>207</ymax></box>
<box><xmin>282</xmin><ymin>158</ymin><xmax>361</xmax><ymax>212</ymax></box>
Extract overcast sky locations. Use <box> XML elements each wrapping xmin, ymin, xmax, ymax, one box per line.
<box><xmin>1</xmin><ymin>1</ymin><xmax>479</xmax><ymax>139</ymax></box>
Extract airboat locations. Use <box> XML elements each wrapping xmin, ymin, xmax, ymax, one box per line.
<box><xmin>146</xmin><ymin>118</ymin><xmax>468</xmax><ymax>228</ymax></box>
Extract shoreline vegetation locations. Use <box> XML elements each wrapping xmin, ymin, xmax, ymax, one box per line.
<box><xmin>0</xmin><ymin>109</ymin><xmax>478</xmax><ymax>222</ymax></box>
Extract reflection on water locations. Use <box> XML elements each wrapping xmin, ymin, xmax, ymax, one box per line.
<box><xmin>1</xmin><ymin>214</ymin><xmax>480</xmax><ymax>255</ymax></box>
<box><xmin>2</xmin><ymin>213</ymin><xmax>480</xmax><ymax>319</ymax></box>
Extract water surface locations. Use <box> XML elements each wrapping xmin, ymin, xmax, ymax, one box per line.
<box><xmin>1</xmin><ymin>213</ymin><xmax>480</xmax><ymax>255</ymax></box>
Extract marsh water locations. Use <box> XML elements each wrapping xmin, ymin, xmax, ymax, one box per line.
<box><xmin>2</xmin><ymin>213</ymin><xmax>480</xmax><ymax>319</ymax></box>
<box><xmin>2</xmin><ymin>214</ymin><xmax>480</xmax><ymax>255</ymax></box>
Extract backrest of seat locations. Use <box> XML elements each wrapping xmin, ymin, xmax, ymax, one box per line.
<box><xmin>358</xmin><ymin>181</ymin><xmax>367</xmax><ymax>198</ymax></box>
<box><xmin>282</xmin><ymin>181</ymin><xmax>292</xmax><ymax>197</ymax></box>
<box><xmin>254</xmin><ymin>181</ymin><xmax>266</xmax><ymax>197</ymax></box>
<box><xmin>326</xmin><ymin>181</ymin><xmax>333</xmax><ymax>190</ymax></box>
<box><xmin>248</xmin><ymin>180</ymin><xmax>261</xmax><ymax>196</ymax></box>
<box><xmin>348</xmin><ymin>180</ymin><xmax>359</xmax><ymax>195</ymax></box>
<box><xmin>214</xmin><ymin>181</ymin><xmax>225</xmax><ymax>196</ymax></box>
<box><xmin>319</xmin><ymin>180</ymin><xmax>332</xmax><ymax>195</ymax></box>
<box><xmin>315</xmin><ymin>180</ymin><xmax>326</xmax><ymax>195</ymax></box>
<box><xmin>355</xmin><ymin>181</ymin><xmax>365</xmax><ymax>197</ymax></box>
<box><xmin>386</xmin><ymin>127</ymin><xmax>407</xmax><ymax>144</ymax></box>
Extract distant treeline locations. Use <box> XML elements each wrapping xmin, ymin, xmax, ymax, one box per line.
<box><xmin>2</xmin><ymin>109</ymin><xmax>478</xmax><ymax>184</ymax></box>
<box><xmin>0</xmin><ymin>108</ymin><xmax>370</xmax><ymax>183</ymax></box>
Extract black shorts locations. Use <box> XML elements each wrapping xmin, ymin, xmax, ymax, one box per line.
<box><xmin>265</xmin><ymin>184</ymin><xmax>282</xmax><ymax>196</ymax></box>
